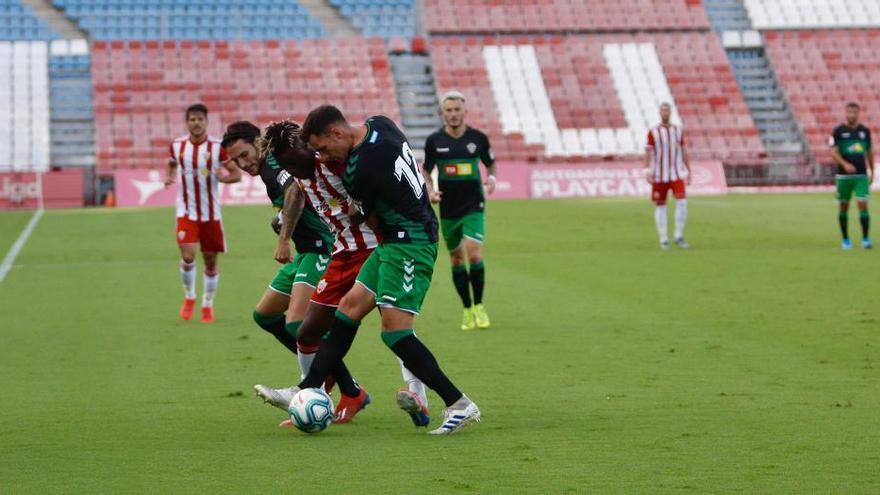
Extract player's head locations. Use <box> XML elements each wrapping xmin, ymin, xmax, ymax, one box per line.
<box><xmin>440</xmin><ymin>91</ymin><xmax>467</xmax><ymax>130</ymax></box>
<box><xmin>185</xmin><ymin>103</ymin><xmax>209</xmax><ymax>139</ymax></box>
<box><xmin>846</xmin><ymin>102</ymin><xmax>860</xmax><ymax>125</ymax></box>
<box><xmin>659</xmin><ymin>102</ymin><xmax>672</xmax><ymax>124</ymax></box>
<box><xmin>261</xmin><ymin>120</ymin><xmax>316</xmax><ymax>180</ymax></box>
<box><xmin>221</xmin><ymin>121</ymin><xmax>262</xmax><ymax>176</ymax></box>
<box><xmin>301</xmin><ymin>105</ymin><xmax>351</xmax><ymax>164</ymax></box>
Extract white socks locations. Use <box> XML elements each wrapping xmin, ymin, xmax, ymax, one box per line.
<box><xmin>398</xmin><ymin>357</ymin><xmax>428</xmax><ymax>407</ymax></box>
<box><xmin>297</xmin><ymin>343</ymin><xmax>319</xmax><ymax>381</ymax></box>
<box><xmin>654</xmin><ymin>205</ymin><xmax>668</xmax><ymax>243</ymax></box>
<box><xmin>202</xmin><ymin>270</ymin><xmax>219</xmax><ymax>308</ymax></box>
<box><xmin>180</xmin><ymin>261</ymin><xmax>196</xmax><ymax>299</ymax></box>
<box><xmin>674</xmin><ymin>199</ymin><xmax>688</xmax><ymax>240</ymax></box>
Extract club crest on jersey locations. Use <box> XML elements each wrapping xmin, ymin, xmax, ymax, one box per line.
<box><xmin>316</xmin><ymin>278</ymin><xmax>327</xmax><ymax>293</ymax></box>
<box><xmin>859</xmin><ymin>131</ymin><xmax>866</xmax><ymax>139</ymax></box>
<box><xmin>177</xmin><ymin>230</ymin><xmax>186</xmax><ymax>240</ymax></box>
<box><xmin>467</xmin><ymin>142</ymin><xmax>477</xmax><ymax>154</ymax></box>
<box><xmin>200</xmin><ymin>168</ymin><xmax>210</xmax><ymax>177</ymax></box>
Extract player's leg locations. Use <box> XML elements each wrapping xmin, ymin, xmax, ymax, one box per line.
<box><xmin>652</xmin><ymin>183</ymin><xmax>670</xmax><ymax>249</ymax></box>
<box><xmin>252</xmin><ymin>287</ymin><xmax>298</xmax><ymax>354</ymax></box>
<box><xmin>200</xmin><ymin>251</ymin><xmax>219</xmax><ymax>322</ymax></box>
<box><xmin>176</xmin><ymin>217</ymin><xmax>199</xmax><ymax>320</ymax></box>
<box><xmin>672</xmin><ymin>180</ymin><xmax>689</xmax><ymax>248</ymax></box>
<box><xmin>198</xmin><ymin>220</ymin><xmax>225</xmax><ymax>322</ymax></box>
<box><xmin>444</xmin><ymin>217</ymin><xmax>475</xmax><ymax>330</ymax></box>
<box><xmin>374</xmin><ymin>244</ymin><xmax>479</xmax><ymax>434</ymax></box>
<box><xmin>837</xmin><ymin>177</ymin><xmax>853</xmax><ymax>249</ymax></box>
<box><xmin>855</xmin><ymin>177</ymin><xmax>871</xmax><ymax>248</ymax></box>
<box><xmin>461</xmin><ymin>213</ymin><xmax>489</xmax><ymax>329</ymax></box>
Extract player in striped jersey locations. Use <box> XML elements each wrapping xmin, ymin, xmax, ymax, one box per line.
<box><xmin>644</xmin><ymin>102</ymin><xmax>691</xmax><ymax>250</ymax></box>
<box><xmin>222</xmin><ymin>121</ymin><xmax>370</xmax><ymax>423</ymax></box>
<box><xmin>163</xmin><ymin>104</ymin><xmax>241</xmax><ymax>322</ymax></box>
<box><xmin>246</xmin><ymin>119</ymin><xmax>432</xmax><ymax>427</ymax></box>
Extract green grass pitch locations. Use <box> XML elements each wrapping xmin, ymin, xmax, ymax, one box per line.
<box><xmin>1</xmin><ymin>194</ymin><xmax>878</xmax><ymax>493</ymax></box>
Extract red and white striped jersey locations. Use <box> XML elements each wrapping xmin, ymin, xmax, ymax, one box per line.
<box><xmin>169</xmin><ymin>135</ymin><xmax>227</xmax><ymax>221</ymax></box>
<box><xmin>297</xmin><ymin>159</ymin><xmax>379</xmax><ymax>255</ymax></box>
<box><xmin>646</xmin><ymin>124</ymin><xmax>687</xmax><ymax>183</ymax></box>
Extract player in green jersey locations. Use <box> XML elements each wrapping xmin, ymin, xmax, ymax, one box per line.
<box><xmin>830</xmin><ymin>102</ymin><xmax>874</xmax><ymax>250</ymax></box>
<box><xmin>424</xmin><ymin>91</ymin><xmax>496</xmax><ymax>330</ymax></box>
<box><xmin>289</xmin><ymin>105</ymin><xmax>480</xmax><ymax>435</ymax></box>
<box><xmin>221</xmin><ymin>121</ymin><xmax>364</xmax><ymax>405</ymax></box>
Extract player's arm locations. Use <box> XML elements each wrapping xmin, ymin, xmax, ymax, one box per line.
<box><xmin>275</xmin><ymin>183</ymin><xmax>305</xmax><ymax>264</ymax></box>
<box><xmin>681</xmin><ymin>132</ymin><xmax>691</xmax><ymax>185</ymax></box>
<box><xmin>644</xmin><ymin>132</ymin><xmax>654</xmax><ymax>184</ymax></box>
<box><xmin>216</xmin><ymin>149</ymin><xmax>242</xmax><ymax>184</ymax></box>
<box><xmin>422</xmin><ymin>135</ymin><xmax>442</xmax><ymax>203</ymax></box>
<box><xmin>867</xmin><ymin>130</ymin><xmax>874</xmax><ymax>183</ymax></box>
<box><xmin>480</xmin><ymin>133</ymin><xmax>497</xmax><ymax>194</ymax></box>
<box><xmin>165</xmin><ymin>144</ymin><xmax>178</xmax><ymax>187</ymax></box>
<box><xmin>829</xmin><ymin>132</ymin><xmax>856</xmax><ymax>174</ymax></box>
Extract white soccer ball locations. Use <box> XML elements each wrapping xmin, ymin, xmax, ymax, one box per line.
<box><xmin>288</xmin><ymin>388</ymin><xmax>334</xmax><ymax>433</ymax></box>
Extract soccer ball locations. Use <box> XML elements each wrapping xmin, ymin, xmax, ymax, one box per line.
<box><xmin>288</xmin><ymin>388</ymin><xmax>334</xmax><ymax>433</ymax></box>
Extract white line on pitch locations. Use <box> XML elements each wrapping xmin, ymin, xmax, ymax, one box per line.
<box><xmin>0</xmin><ymin>209</ymin><xmax>44</xmax><ymax>284</ymax></box>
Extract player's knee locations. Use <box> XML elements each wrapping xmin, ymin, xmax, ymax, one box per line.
<box><xmin>181</xmin><ymin>254</ymin><xmax>196</xmax><ymax>264</ymax></box>
<box><xmin>840</xmin><ymin>202</ymin><xmax>850</xmax><ymax>211</ymax></box>
<box><xmin>450</xmin><ymin>251</ymin><xmax>466</xmax><ymax>267</ymax></box>
<box><xmin>252</xmin><ymin>309</ymin><xmax>280</xmax><ymax>332</ymax></box>
<box><xmin>468</xmin><ymin>252</ymin><xmax>482</xmax><ymax>265</ymax></box>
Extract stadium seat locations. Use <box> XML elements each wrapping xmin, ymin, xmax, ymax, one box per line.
<box><xmin>424</xmin><ymin>0</ymin><xmax>710</xmax><ymax>33</ymax></box>
<box><xmin>764</xmin><ymin>29</ymin><xmax>880</xmax><ymax>159</ymax></box>
<box><xmin>0</xmin><ymin>40</ymin><xmax>50</xmax><ymax>171</ymax></box>
<box><xmin>49</xmin><ymin>0</ymin><xmax>326</xmax><ymax>40</ymax></box>
<box><xmin>91</xmin><ymin>39</ymin><xmax>400</xmax><ymax>170</ymax></box>
<box><xmin>430</xmin><ymin>33</ymin><xmax>762</xmax><ymax>161</ymax></box>
<box><xmin>744</xmin><ymin>0</ymin><xmax>880</xmax><ymax>30</ymax></box>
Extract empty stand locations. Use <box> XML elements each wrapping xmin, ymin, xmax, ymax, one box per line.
<box><xmin>330</xmin><ymin>0</ymin><xmax>415</xmax><ymax>38</ymax></box>
<box><xmin>425</xmin><ymin>0</ymin><xmax>710</xmax><ymax>33</ymax></box>
<box><xmin>764</xmin><ymin>29</ymin><xmax>880</xmax><ymax>161</ymax></box>
<box><xmin>0</xmin><ymin>40</ymin><xmax>50</xmax><ymax>171</ymax></box>
<box><xmin>744</xmin><ymin>0</ymin><xmax>880</xmax><ymax>30</ymax></box>
<box><xmin>51</xmin><ymin>0</ymin><xmax>326</xmax><ymax>40</ymax></box>
<box><xmin>0</xmin><ymin>0</ymin><xmax>60</xmax><ymax>40</ymax></box>
<box><xmin>91</xmin><ymin>38</ymin><xmax>400</xmax><ymax>169</ymax></box>
<box><xmin>431</xmin><ymin>34</ymin><xmax>762</xmax><ymax>161</ymax></box>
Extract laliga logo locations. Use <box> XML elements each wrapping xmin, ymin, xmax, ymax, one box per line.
<box><xmin>131</xmin><ymin>170</ymin><xmax>166</xmax><ymax>205</ymax></box>
<box><xmin>0</xmin><ymin>176</ymin><xmax>40</xmax><ymax>202</ymax></box>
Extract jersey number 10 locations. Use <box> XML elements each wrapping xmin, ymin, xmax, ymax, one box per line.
<box><xmin>394</xmin><ymin>142</ymin><xmax>425</xmax><ymax>199</ymax></box>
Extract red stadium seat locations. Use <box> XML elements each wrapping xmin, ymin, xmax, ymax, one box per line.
<box><xmin>91</xmin><ymin>39</ymin><xmax>402</xmax><ymax>170</ymax></box>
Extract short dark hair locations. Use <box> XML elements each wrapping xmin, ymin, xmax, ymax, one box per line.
<box><xmin>846</xmin><ymin>102</ymin><xmax>860</xmax><ymax>110</ymax></box>
<box><xmin>301</xmin><ymin>105</ymin><xmax>347</xmax><ymax>142</ymax></box>
<box><xmin>221</xmin><ymin>121</ymin><xmax>261</xmax><ymax>148</ymax></box>
<box><xmin>186</xmin><ymin>103</ymin><xmax>208</xmax><ymax>119</ymax></box>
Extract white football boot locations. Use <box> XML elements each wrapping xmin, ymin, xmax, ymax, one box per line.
<box><xmin>254</xmin><ymin>384</ymin><xmax>300</xmax><ymax>411</ymax></box>
<box><xmin>428</xmin><ymin>397</ymin><xmax>481</xmax><ymax>435</ymax></box>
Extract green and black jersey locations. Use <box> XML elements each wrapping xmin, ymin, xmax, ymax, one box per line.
<box><xmin>343</xmin><ymin>116</ymin><xmax>439</xmax><ymax>244</ymax></box>
<box><xmin>424</xmin><ymin>126</ymin><xmax>495</xmax><ymax>219</ymax></box>
<box><xmin>259</xmin><ymin>153</ymin><xmax>333</xmax><ymax>254</ymax></box>
<box><xmin>830</xmin><ymin>124</ymin><xmax>872</xmax><ymax>175</ymax></box>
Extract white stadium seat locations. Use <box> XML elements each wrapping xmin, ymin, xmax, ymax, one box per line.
<box><xmin>744</xmin><ymin>0</ymin><xmax>880</xmax><ymax>29</ymax></box>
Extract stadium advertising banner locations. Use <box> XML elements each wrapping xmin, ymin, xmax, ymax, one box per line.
<box><xmin>113</xmin><ymin>169</ymin><xmax>269</xmax><ymax>207</ymax></box>
<box><xmin>527</xmin><ymin>160</ymin><xmax>728</xmax><ymax>199</ymax></box>
<box><xmin>113</xmin><ymin>162</ymin><xmax>727</xmax><ymax>208</ymax></box>
<box><xmin>0</xmin><ymin>170</ymin><xmax>84</xmax><ymax>209</ymax></box>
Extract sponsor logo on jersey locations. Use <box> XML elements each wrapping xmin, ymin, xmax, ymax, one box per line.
<box><xmin>444</xmin><ymin>163</ymin><xmax>473</xmax><ymax>176</ymax></box>
<box><xmin>847</xmin><ymin>143</ymin><xmax>866</xmax><ymax>153</ymax></box>
<box><xmin>467</xmin><ymin>142</ymin><xmax>477</xmax><ymax>154</ymax></box>
<box><xmin>437</xmin><ymin>147</ymin><xmax>450</xmax><ymax>153</ymax></box>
